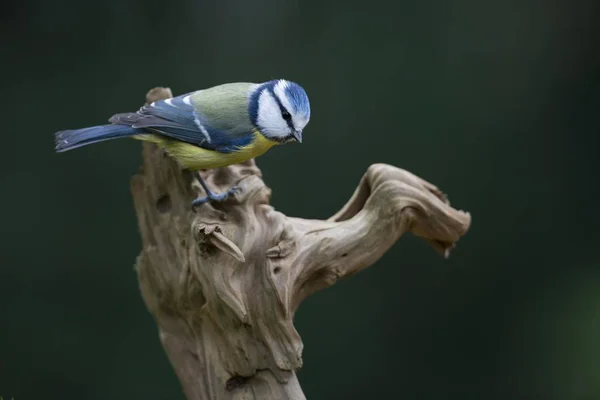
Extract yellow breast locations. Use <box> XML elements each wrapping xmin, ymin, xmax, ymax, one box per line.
<box><xmin>133</xmin><ymin>131</ymin><xmax>279</xmax><ymax>170</ymax></box>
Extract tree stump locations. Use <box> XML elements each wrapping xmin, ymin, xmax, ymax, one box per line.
<box><xmin>131</xmin><ymin>87</ymin><xmax>471</xmax><ymax>400</ymax></box>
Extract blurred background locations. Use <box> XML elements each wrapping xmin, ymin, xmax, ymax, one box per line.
<box><xmin>1</xmin><ymin>0</ymin><xmax>599</xmax><ymax>398</ymax></box>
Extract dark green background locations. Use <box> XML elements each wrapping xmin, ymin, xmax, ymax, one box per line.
<box><xmin>2</xmin><ymin>0</ymin><xmax>599</xmax><ymax>399</ymax></box>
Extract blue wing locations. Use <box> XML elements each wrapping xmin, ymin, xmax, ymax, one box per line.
<box><xmin>109</xmin><ymin>93</ymin><xmax>253</xmax><ymax>153</ymax></box>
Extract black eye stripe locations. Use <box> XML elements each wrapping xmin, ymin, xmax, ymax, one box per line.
<box><xmin>269</xmin><ymin>88</ymin><xmax>295</xmax><ymax>130</ymax></box>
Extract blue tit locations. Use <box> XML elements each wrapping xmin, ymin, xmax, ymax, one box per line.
<box><xmin>55</xmin><ymin>79</ymin><xmax>311</xmax><ymax>207</ymax></box>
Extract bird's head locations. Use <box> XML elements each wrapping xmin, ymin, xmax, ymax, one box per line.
<box><xmin>249</xmin><ymin>79</ymin><xmax>310</xmax><ymax>144</ymax></box>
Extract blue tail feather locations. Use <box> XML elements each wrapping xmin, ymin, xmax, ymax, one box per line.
<box><xmin>55</xmin><ymin>124</ymin><xmax>139</xmax><ymax>152</ymax></box>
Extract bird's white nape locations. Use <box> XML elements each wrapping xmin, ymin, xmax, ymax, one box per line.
<box><xmin>256</xmin><ymin>89</ymin><xmax>291</xmax><ymax>139</ymax></box>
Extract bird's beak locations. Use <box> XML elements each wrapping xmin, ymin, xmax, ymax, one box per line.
<box><xmin>292</xmin><ymin>130</ymin><xmax>303</xmax><ymax>143</ymax></box>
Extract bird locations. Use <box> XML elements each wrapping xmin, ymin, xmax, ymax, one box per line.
<box><xmin>55</xmin><ymin>79</ymin><xmax>311</xmax><ymax>208</ymax></box>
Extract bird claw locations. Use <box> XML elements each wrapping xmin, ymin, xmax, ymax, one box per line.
<box><xmin>191</xmin><ymin>186</ymin><xmax>241</xmax><ymax>211</ymax></box>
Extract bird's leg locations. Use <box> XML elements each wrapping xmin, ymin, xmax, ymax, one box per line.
<box><xmin>192</xmin><ymin>172</ymin><xmax>240</xmax><ymax>209</ymax></box>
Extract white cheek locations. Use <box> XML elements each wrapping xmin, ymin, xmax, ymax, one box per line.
<box><xmin>257</xmin><ymin>91</ymin><xmax>289</xmax><ymax>138</ymax></box>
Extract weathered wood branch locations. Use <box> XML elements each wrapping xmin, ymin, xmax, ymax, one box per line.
<box><xmin>131</xmin><ymin>87</ymin><xmax>471</xmax><ymax>400</ymax></box>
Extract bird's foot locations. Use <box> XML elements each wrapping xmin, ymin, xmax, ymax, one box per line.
<box><xmin>191</xmin><ymin>186</ymin><xmax>241</xmax><ymax>210</ymax></box>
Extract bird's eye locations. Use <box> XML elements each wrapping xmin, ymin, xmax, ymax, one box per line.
<box><xmin>281</xmin><ymin>110</ymin><xmax>292</xmax><ymax>120</ymax></box>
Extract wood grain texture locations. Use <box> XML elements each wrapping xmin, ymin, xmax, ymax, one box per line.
<box><xmin>132</xmin><ymin>87</ymin><xmax>472</xmax><ymax>400</ymax></box>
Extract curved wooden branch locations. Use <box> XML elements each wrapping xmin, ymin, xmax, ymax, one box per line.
<box><xmin>132</xmin><ymin>87</ymin><xmax>472</xmax><ymax>400</ymax></box>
